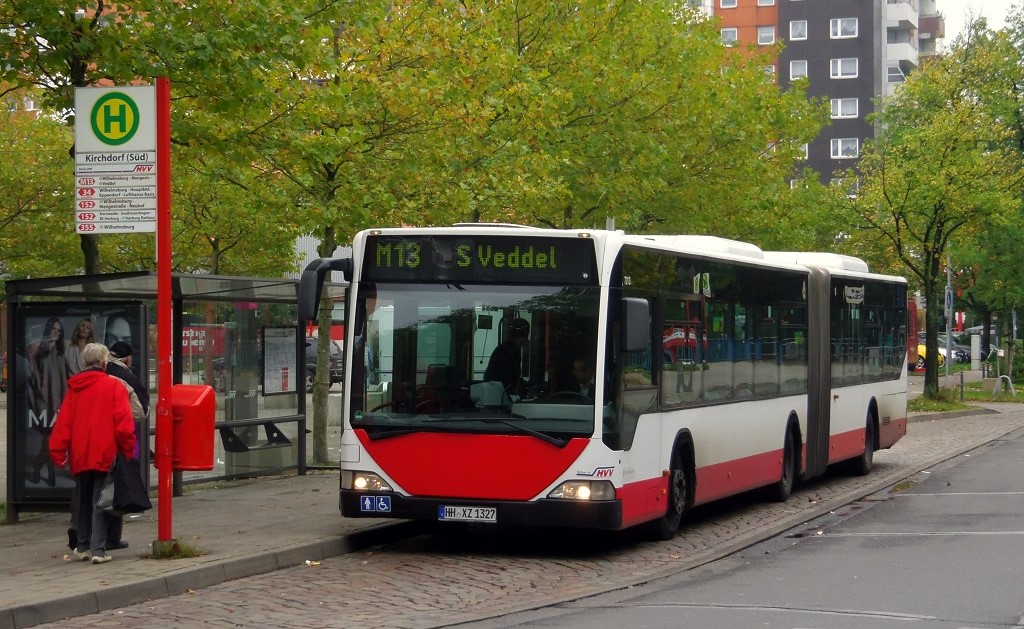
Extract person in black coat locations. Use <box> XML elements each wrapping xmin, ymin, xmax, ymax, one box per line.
<box><xmin>107</xmin><ymin>341</ymin><xmax>149</xmax><ymax>417</ymax></box>
<box><xmin>99</xmin><ymin>341</ymin><xmax>149</xmax><ymax>551</ymax></box>
<box><xmin>484</xmin><ymin>318</ymin><xmax>530</xmax><ymax>394</ymax></box>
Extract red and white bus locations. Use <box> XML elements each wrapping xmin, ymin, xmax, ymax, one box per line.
<box><xmin>299</xmin><ymin>226</ymin><xmax>908</xmax><ymax>538</ymax></box>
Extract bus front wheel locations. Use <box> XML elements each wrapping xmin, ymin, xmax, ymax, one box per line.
<box><xmin>646</xmin><ymin>446</ymin><xmax>689</xmax><ymax>541</ymax></box>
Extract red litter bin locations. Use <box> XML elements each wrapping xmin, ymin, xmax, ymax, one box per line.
<box><xmin>169</xmin><ymin>384</ymin><xmax>216</xmax><ymax>471</ymax></box>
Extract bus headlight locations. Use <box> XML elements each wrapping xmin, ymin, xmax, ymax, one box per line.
<box><xmin>342</xmin><ymin>470</ymin><xmax>392</xmax><ymax>492</ymax></box>
<box><xmin>547</xmin><ymin>480</ymin><xmax>615</xmax><ymax>501</ymax></box>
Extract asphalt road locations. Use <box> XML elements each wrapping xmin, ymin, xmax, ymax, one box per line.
<box><xmin>465</xmin><ymin>424</ymin><xmax>1024</xmax><ymax>628</ymax></box>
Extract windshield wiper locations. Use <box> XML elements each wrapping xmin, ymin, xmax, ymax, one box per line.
<box><xmin>424</xmin><ymin>416</ymin><xmax>567</xmax><ymax>447</ymax></box>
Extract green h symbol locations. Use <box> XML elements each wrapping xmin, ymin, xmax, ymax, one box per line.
<box><xmin>90</xmin><ymin>92</ymin><xmax>140</xmax><ymax>146</ymax></box>
<box><xmin>102</xmin><ymin>102</ymin><xmax>128</xmax><ymax>134</ymax></box>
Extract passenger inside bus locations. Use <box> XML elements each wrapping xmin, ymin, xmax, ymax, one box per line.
<box><xmin>484</xmin><ymin>317</ymin><xmax>530</xmax><ymax>394</ymax></box>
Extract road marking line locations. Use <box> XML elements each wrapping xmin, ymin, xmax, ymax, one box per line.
<box><xmin>899</xmin><ymin>492</ymin><xmax>1024</xmax><ymax>496</ymax></box>
<box><xmin>599</xmin><ymin>602</ymin><xmax>936</xmax><ymax>621</ymax></box>
<box><xmin>819</xmin><ymin>536</ymin><xmax>1024</xmax><ymax>540</ymax></box>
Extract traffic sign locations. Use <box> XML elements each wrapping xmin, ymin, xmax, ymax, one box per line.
<box><xmin>74</xmin><ymin>86</ymin><xmax>157</xmax><ymax>234</ymax></box>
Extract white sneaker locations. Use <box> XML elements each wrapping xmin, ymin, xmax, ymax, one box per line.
<box><xmin>91</xmin><ymin>554</ymin><xmax>112</xmax><ymax>564</ymax></box>
<box><xmin>72</xmin><ymin>548</ymin><xmax>92</xmax><ymax>561</ymax></box>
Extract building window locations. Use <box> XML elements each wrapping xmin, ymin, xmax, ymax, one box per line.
<box><xmin>790</xmin><ymin>20</ymin><xmax>807</xmax><ymax>40</ymax></box>
<box><xmin>790</xmin><ymin>60</ymin><xmax>808</xmax><ymax>80</ymax></box>
<box><xmin>831</xmin><ymin>178</ymin><xmax>860</xmax><ymax>197</ymax></box>
<box><xmin>887</xmin><ymin>66</ymin><xmax>905</xmax><ymax>83</ymax></box>
<box><xmin>800</xmin><ymin>143</ymin><xmax>809</xmax><ymax>159</ymax></box>
<box><xmin>831</xmin><ymin>138</ymin><xmax>859</xmax><ymax>159</ymax></box>
<box><xmin>720</xmin><ymin>0</ymin><xmax>737</xmax><ymax>7</ymax></box>
<box><xmin>758</xmin><ymin>0</ymin><xmax>775</xmax><ymax>5</ymax></box>
<box><xmin>831</xmin><ymin>98</ymin><xmax>858</xmax><ymax>118</ymax></box>
<box><xmin>830</xmin><ymin>18</ymin><xmax>858</xmax><ymax>38</ymax></box>
<box><xmin>830</xmin><ymin>58</ymin><xmax>858</xmax><ymax>79</ymax></box>
<box><xmin>765</xmin><ymin>65</ymin><xmax>776</xmax><ymax>78</ymax></box>
<box><xmin>721</xmin><ymin>28</ymin><xmax>738</xmax><ymax>46</ymax></box>
<box><xmin>758</xmin><ymin>26</ymin><xmax>775</xmax><ymax>45</ymax></box>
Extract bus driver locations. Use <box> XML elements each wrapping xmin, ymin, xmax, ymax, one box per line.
<box><xmin>484</xmin><ymin>318</ymin><xmax>530</xmax><ymax>394</ymax></box>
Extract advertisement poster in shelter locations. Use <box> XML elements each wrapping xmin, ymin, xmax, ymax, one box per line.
<box><xmin>12</xmin><ymin>302</ymin><xmax>147</xmax><ymax>502</ymax></box>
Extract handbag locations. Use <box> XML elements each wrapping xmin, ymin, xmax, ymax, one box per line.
<box><xmin>96</xmin><ymin>453</ymin><xmax>152</xmax><ymax>516</ymax></box>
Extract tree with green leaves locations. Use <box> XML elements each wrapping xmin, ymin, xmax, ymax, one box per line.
<box><xmin>0</xmin><ymin>100</ymin><xmax>79</xmax><ymax>279</ymax></box>
<box><xmin>833</xmin><ymin>24</ymin><xmax>1024</xmax><ymax>398</ymax></box>
<box><xmin>947</xmin><ymin>12</ymin><xmax>1024</xmax><ymax>360</ymax></box>
<box><xmin>0</xmin><ymin>1</ymin><xmax>156</xmax><ymax>273</ymax></box>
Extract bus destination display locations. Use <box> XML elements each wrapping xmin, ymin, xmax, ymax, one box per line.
<box><xmin>363</xmin><ymin>235</ymin><xmax>597</xmax><ymax>284</ymax></box>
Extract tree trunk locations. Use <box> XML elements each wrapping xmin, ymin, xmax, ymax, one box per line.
<box><xmin>922</xmin><ymin>282</ymin><xmax>941</xmax><ymax>399</ymax></box>
<box><xmin>80</xmin><ymin>234</ymin><xmax>101</xmax><ymax>274</ymax></box>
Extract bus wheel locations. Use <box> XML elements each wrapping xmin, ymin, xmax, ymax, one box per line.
<box><xmin>647</xmin><ymin>447</ymin><xmax>688</xmax><ymax>541</ymax></box>
<box><xmin>849</xmin><ymin>414</ymin><xmax>875</xmax><ymax>476</ymax></box>
<box><xmin>765</xmin><ymin>429</ymin><xmax>795</xmax><ymax>502</ymax></box>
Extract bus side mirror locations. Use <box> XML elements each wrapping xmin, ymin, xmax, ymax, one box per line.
<box><xmin>298</xmin><ymin>256</ymin><xmax>352</xmax><ymax>322</ymax></box>
<box><xmin>622</xmin><ymin>297</ymin><xmax>650</xmax><ymax>353</ymax></box>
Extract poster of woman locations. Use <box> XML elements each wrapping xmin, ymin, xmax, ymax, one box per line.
<box><xmin>14</xmin><ymin>302</ymin><xmax>146</xmax><ymax>500</ymax></box>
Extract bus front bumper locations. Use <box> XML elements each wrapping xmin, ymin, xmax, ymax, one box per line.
<box><xmin>341</xmin><ymin>491</ymin><xmax>623</xmax><ymax>530</ymax></box>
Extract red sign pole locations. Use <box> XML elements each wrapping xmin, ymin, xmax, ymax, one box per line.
<box><xmin>155</xmin><ymin>77</ymin><xmax>174</xmax><ymax>542</ymax></box>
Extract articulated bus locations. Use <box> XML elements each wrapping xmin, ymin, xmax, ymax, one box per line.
<box><xmin>298</xmin><ymin>225</ymin><xmax>908</xmax><ymax>539</ymax></box>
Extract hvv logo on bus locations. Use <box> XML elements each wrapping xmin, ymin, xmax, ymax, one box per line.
<box><xmin>576</xmin><ymin>466</ymin><xmax>615</xmax><ymax>478</ymax></box>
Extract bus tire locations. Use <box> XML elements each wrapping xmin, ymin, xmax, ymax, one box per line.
<box><xmin>646</xmin><ymin>445</ymin><xmax>689</xmax><ymax>541</ymax></box>
<box><xmin>765</xmin><ymin>428</ymin><xmax>796</xmax><ymax>502</ymax></box>
<box><xmin>849</xmin><ymin>412</ymin><xmax>876</xmax><ymax>476</ymax></box>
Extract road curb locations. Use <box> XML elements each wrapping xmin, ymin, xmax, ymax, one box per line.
<box><xmin>909</xmin><ymin>406</ymin><xmax>1000</xmax><ymax>422</ymax></box>
<box><xmin>1</xmin><ymin>521</ymin><xmax>425</xmax><ymax>629</ymax></box>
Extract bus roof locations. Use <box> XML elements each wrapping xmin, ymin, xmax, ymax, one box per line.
<box><xmin>636</xmin><ymin>235</ymin><xmax>766</xmax><ymax>260</ymax></box>
<box><xmin>762</xmin><ymin>251</ymin><xmax>870</xmax><ymax>273</ymax></box>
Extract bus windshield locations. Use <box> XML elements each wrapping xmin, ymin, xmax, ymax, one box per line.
<box><xmin>350</xmin><ymin>282</ymin><xmax>604</xmax><ymax>440</ymax></box>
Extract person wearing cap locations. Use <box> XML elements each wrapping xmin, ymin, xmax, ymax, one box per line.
<box><xmin>103</xmin><ymin>341</ymin><xmax>148</xmax><ymax>551</ymax></box>
<box><xmin>484</xmin><ymin>317</ymin><xmax>530</xmax><ymax>394</ymax></box>
<box><xmin>107</xmin><ymin>341</ymin><xmax>149</xmax><ymax>417</ymax></box>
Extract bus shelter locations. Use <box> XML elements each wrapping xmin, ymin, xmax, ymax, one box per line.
<box><xmin>5</xmin><ymin>271</ymin><xmax>314</xmax><ymax>523</ymax></box>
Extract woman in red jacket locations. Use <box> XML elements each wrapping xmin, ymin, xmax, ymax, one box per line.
<box><xmin>49</xmin><ymin>343</ymin><xmax>136</xmax><ymax>565</ymax></box>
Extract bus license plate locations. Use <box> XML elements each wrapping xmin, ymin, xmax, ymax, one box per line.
<box><xmin>438</xmin><ymin>505</ymin><xmax>497</xmax><ymax>523</ymax></box>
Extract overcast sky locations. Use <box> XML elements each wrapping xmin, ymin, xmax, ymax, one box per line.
<box><xmin>942</xmin><ymin>0</ymin><xmax>1019</xmax><ymax>47</ymax></box>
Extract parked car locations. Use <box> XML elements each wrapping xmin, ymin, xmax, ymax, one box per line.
<box><xmin>915</xmin><ymin>342</ymin><xmax>945</xmax><ymax>370</ymax></box>
<box><xmin>916</xmin><ymin>332</ymin><xmax>971</xmax><ymax>368</ymax></box>
<box><xmin>305</xmin><ymin>336</ymin><xmax>344</xmax><ymax>392</ymax></box>
<box><xmin>936</xmin><ymin>334</ymin><xmax>970</xmax><ymax>364</ymax></box>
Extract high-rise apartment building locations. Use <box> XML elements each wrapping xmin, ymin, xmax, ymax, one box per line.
<box><xmin>712</xmin><ymin>0</ymin><xmax>945</xmax><ymax>184</ymax></box>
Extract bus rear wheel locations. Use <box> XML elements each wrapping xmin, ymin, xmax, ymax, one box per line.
<box><xmin>647</xmin><ymin>446</ymin><xmax>689</xmax><ymax>541</ymax></box>
<box><xmin>765</xmin><ymin>429</ymin><xmax>795</xmax><ymax>502</ymax></box>
<box><xmin>849</xmin><ymin>413</ymin><xmax>875</xmax><ymax>476</ymax></box>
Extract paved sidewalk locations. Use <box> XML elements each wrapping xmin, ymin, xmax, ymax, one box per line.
<box><xmin>0</xmin><ymin>472</ymin><xmax>418</xmax><ymax>629</ymax></box>
<box><xmin>1</xmin><ymin>397</ymin><xmax>1020</xmax><ymax>629</ymax></box>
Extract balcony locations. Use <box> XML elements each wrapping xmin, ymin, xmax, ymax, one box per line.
<box><xmin>887</xmin><ymin>42</ymin><xmax>920</xmax><ymax>69</ymax></box>
<box><xmin>886</xmin><ymin>0</ymin><xmax>919</xmax><ymax>30</ymax></box>
<box><xmin>919</xmin><ymin>14</ymin><xmax>945</xmax><ymax>39</ymax></box>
